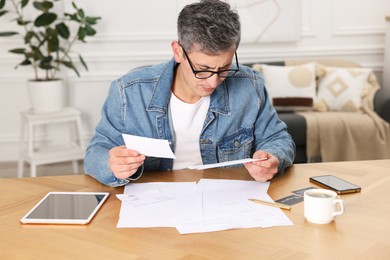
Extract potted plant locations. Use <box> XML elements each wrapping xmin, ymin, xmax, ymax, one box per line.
<box><xmin>0</xmin><ymin>0</ymin><xmax>100</xmax><ymax>113</ymax></box>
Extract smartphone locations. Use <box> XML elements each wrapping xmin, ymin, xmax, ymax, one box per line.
<box><xmin>309</xmin><ymin>175</ymin><xmax>361</xmax><ymax>194</ymax></box>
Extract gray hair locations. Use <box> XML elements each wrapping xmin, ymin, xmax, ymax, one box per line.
<box><xmin>177</xmin><ymin>0</ymin><xmax>241</xmax><ymax>54</ymax></box>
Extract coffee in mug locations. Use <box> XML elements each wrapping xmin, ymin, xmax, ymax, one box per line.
<box><xmin>309</xmin><ymin>193</ymin><xmax>333</xmax><ymax>198</ymax></box>
<box><xmin>304</xmin><ymin>189</ymin><xmax>344</xmax><ymax>224</ymax></box>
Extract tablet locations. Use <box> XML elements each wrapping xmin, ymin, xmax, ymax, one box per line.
<box><xmin>20</xmin><ymin>192</ymin><xmax>109</xmax><ymax>224</ymax></box>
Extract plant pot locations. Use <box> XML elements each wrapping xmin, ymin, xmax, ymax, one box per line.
<box><xmin>27</xmin><ymin>80</ymin><xmax>65</xmax><ymax>113</ymax></box>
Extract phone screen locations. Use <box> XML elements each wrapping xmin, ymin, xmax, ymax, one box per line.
<box><xmin>309</xmin><ymin>175</ymin><xmax>361</xmax><ymax>194</ymax></box>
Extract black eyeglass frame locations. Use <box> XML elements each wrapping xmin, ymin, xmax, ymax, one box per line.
<box><xmin>182</xmin><ymin>47</ymin><xmax>240</xmax><ymax>79</ymax></box>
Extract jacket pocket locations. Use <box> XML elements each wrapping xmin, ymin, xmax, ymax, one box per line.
<box><xmin>217</xmin><ymin>128</ymin><xmax>254</xmax><ymax>163</ymax></box>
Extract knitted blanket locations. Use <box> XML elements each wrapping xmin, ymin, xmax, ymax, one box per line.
<box><xmin>297</xmin><ymin>72</ymin><xmax>390</xmax><ymax>162</ymax></box>
<box><xmin>297</xmin><ymin>111</ymin><xmax>390</xmax><ymax>162</ymax></box>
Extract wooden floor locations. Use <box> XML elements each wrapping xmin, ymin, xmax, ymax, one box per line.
<box><xmin>0</xmin><ymin>161</ymin><xmax>84</xmax><ymax>179</ymax></box>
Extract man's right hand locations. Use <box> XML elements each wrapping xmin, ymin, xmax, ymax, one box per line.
<box><xmin>108</xmin><ymin>145</ymin><xmax>145</xmax><ymax>180</ymax></box>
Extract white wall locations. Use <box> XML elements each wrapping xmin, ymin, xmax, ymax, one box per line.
<box><xmin>0</xmin><ymin>0</ymin><xmax>390</xmax><ymax>163</ymax></box>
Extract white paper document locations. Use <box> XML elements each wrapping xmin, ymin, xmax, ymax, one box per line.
<box><xmin>116</xmin><ymin>190</ymin><xmax>177</xmax><ymax>207</ymax></box>
<box><xmin>197</xmin><ymin>178</ymin><xmax>270</xmax><ymax>192</ymax></box>
<box><xmin>177</xmin><ymin>190</ymin><xmax>293</xmax><ymax>234</ymax></box>
<box><xmin>175</xmin><ymin>180</ymin><xmax>293</xmax><ymax>234</ymax></box>
<box><xmin>173</xmin><ymin>199</ymin><xmax>292</xmax><ymax>234</ymax></box>
<box><xmin>121</xmin><ymin>134</ymin><xmax>176</xmax><ymax>159</ymax></box>
<box><xmin>116</xmin><ymin>179</ymin><xmax>293</xmax><ymax>234</ymax></box>
<box><xmin>188</xmin><ymin>158</ymin><xmax>267</xmax><ymax>170</ymax></box>
<box><xmin>117</xmin><ymin>182</ymin><xmax>201</xmax><ymax>228</ymax></box>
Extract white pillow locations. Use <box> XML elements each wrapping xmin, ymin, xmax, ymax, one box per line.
<box><xmin>252</xmin><ymin>63</ymin><xmax>317</xmax><ymax>105</ymax></box>
<box><xmin>316</xmin><ymin>67</ymin><xmax>372</xmax><ymax>111</ymax></box>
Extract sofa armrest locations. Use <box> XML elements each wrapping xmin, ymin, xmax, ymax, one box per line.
<box><xmin>374</xmin><ymin>89</ymin><xmax>390</xmax><ymax>123</ymax></box>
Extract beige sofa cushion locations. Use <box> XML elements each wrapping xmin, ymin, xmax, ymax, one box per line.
<box><xmin>252</xmin><ymin>63</ymin><xmax>317</xmax><ymax>109</ymax></box>
<box><xmin>316</xmin><ymin>66</ymin><xmax>373</xmax><ymax>112</ymax></box>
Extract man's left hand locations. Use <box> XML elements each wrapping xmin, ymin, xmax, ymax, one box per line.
<box><xmin>244</xmin><ymin>150</ymin><xmax>279</xmax><ymax>182</ymax></box>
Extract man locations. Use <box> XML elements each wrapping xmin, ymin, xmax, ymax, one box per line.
<box><xmin>84</xmin><ymin>0</ymin><xmax>295</xmax><ymax>187</ymax></box>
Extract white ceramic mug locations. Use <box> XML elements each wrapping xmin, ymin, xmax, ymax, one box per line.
<box><xmin>304</xmin><ymin>189</ymin><xmax>344</xmax><ymax>224</ymax></box>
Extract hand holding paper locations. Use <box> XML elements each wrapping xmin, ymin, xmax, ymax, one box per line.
<box><xmin>122</xmin><ymin>134</ymin><xmax>176</xmax><ymax>159</ymax></box>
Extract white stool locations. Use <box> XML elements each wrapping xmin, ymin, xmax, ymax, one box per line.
<box><xmin>18</xmin><ymin>107</ymin><xmax>85</xmax><ymax>178</ymax></box>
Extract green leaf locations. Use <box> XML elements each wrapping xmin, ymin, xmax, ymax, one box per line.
<box><xmin>41</xmin><ymin>1</ymin><xmax>53</xmax><ymax>9</ymax></box>
<box><xmin>61</xmin><ymin>60</ymin><xmax>73</xmax><ymax>69</ymax></box>
<box><xmin>0</xmin><ymin>0</ymin><xmax>5</xmax><ymax>9</ymax></box>
<box><xmin>46</xmin><ymin>26</ymin><xmax>57</xmax><ymax>36</ymax></box>
<box><xmin>79</xmin><ymin>54</ymin><xmax>88</xmax><ymax>71</ymax></box>
<box><xmin>85</xmin><ymin>16</ymin><xmax>101</xmax><ymax>25</ymax></box>
<box><xmin>55</xmin><ymin>22</ymin><xmax>70</xmax><ymax>39</ymax></box>
<box><xmin>71</xmin><ymin>2</ymin><xmax>78</xmax><ymax>10</ymax></box>
<box><xmin>77</xmin><ymin>27</ymin><xmax>87</xmax><ymax>41</ymax></box>
<box><xmin>20</xmin><ymin>59</ymin><xmax>32</xmax><ymax>65</ymax></box>
<box><xmin>34</xmin><ymin>12</ymin><xmax>57</xmax><ymax>27</ymax></box>
<box><xmin>62</xmin><ymin>60</ymin><xmax>80</xmax><ymax>77</ymax></box>
<box><xmin>33</xmin><ymin>1</ymin><xmax>42</xmax><ymax>10</ymax></box>
<box><xmin>24</xmin><ymin>52</ymin><xmax>35</xmax><ymax>60</ymax></box>
<box><xmin>72</xmin><ymin>66</ymin><xmax>80</xmax><ymax>77</ymax></box>
<box><xmin>64</xmin><ymin>12</ymin><xmax>80</xmax><ymax>22</ymax></box>
<box><xmin>17</xmin><ymin>17</ymin><xmax>31</xmax><ymax>25</ymax></box>
<box><xmin>46</xmin><ymin>28</ymin><xmax>59</xmax><ymax>52</ymax></box>
<box><xmin>39</xmin><ymin>63</ymin><xmax>53</xmax><ymax>70</ymax></box>
<box><xmin>24</xmin><ymin>52</ymin><xmax>31</xmax><ymax>57</ymax></box>
<box><xmin>15</xmin><ymin>59</ymin><xmax>32</xmax><ymax>69</ymax></box>
<box><xmin>21</xmin><ymin>0</ymin><xmax>29</xmax><ymax>8</ymax></box>
<box><xmin>24</xmin><ymin>31</ymin><xmax>35</xmax><ymax>43</ymax></box>
<box><xmin>31</xmin><ymin>46</ymin><xmax>44</xmax><ymax>60</ymax></box>
<box><xmin>48</xmin><ymin>37</ymin><xmax>59</xmax><ymax>52</ymax></box>
<box><xmin>9</xmin><ymin>48</ymin><xmax>26</xmax><ymax>54</ymax></box>
<box><xmin>42</xmin><ymin>55</ymin><xmax>53</xmax><ymax>63</ymax></box>
<box><xmin>39</xmin><ymin>55</ymin><xmax>54</xmax><ymax>69</ymax></box>
<box><xmin>77</xmin><ymin>8</ymin><xmax>85</xmax><ymax>19</ymax></box>
<box><xmin>0</xmin><ymin>10</ymin><xmax>8</xmax><ymax>17</ymax></box>
<box><xmin>33</xmin><ymin>1</ymin><xmax>53</xmax><ymax>11</ymax></box>
<box><xmin>84</xmin><ymin>24</ymin><xmax>96</xmax><ymax>36</ymax></box>
<box><xmin>0</xmin><ymin>31</ymin><xmax>18</xmax><ymax>36</ymax></box>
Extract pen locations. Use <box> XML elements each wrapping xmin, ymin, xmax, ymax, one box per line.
<box><xmin>248</xmin><ymin>198</ymin><xmax>291</xmax><ymax>210</ymax></box>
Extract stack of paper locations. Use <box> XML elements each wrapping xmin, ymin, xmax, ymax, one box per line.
<box><xmin>116</xmin><ymin>179</ymin><xmax>293</xmax><ymax>234</ymax></box>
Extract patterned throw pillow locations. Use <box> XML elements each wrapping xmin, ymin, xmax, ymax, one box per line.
<box><xmin>252</xmin><ymin>63</ymin><xmax>317</xmax><ymax>107</ymax></box>
<box><xmin>316</xmin><ymin>67</ymin><xmax>372</xmax><ymax>111</ymax></box>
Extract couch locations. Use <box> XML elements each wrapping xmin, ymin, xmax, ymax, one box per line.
<box><xmin>248</xmin><ymin>59</ymin><xmax>390</xmax><ymax>163</ymax></box>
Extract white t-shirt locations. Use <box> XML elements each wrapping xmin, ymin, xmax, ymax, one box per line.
<box><xmin>169</xmin><ymin>93</ymin><xmax>210</xmax><ymax>170</ymax></box>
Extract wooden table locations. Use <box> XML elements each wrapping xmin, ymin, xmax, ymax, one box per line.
<box><xmin>1</xmin><ymin>160</ymin><xmax>390</xmax><ymax>259</ymax></box>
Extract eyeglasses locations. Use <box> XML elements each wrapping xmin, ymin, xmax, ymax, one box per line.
<box><xmin>182</xmin><ymin>47</ymin><xmax>239</xmax><ymax>79</ymax></box>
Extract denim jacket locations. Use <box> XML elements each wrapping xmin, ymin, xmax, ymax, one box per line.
<box><xmin>84</xmin><ymin>58</ymin><xmax>295</xmax><ymax>187</ymax></box>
